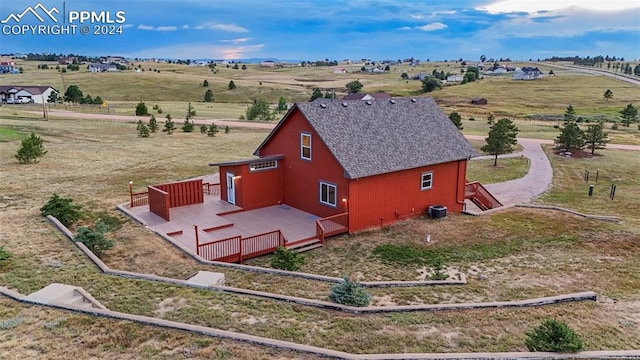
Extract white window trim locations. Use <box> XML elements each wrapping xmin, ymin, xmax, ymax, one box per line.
<box><xmin>301</xmin><ymin>132</ymin><xmax>312</xmax><ymax>161</ymax></box>
<box><xmin>319</xmin><ymin>181</ymin><xmax>337</xmax><ymax>207</ymax></box>
<box><xmin>420</xmin><ymin>172</ymin><xmax>433</xmax><ymax>191</ymax></box>
<box><xmin>249</xmin><ymin>160</ymin><xmax>278</xmax><ymax>172</ymax></box>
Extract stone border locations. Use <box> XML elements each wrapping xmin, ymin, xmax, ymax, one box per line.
<box><xmin>115</xmin><ymin>204</ymin><xmax>468</xmax><ymax>287</ymax></box>
<box><xmin>464</xmin><ymin>203</ymin><xmax>620</xmax><ymax>222</ymax></box>
<box><xmin>48</xmin><ymin>215</ymin><xmax>596</xmax><ymax>314</ymax></box>
<box><xmin>1</xmin><ymin>287</ymin><xmax>638</xmax><ymax>360</ymax></box>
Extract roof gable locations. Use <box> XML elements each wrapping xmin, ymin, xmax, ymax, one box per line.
<box><xmin>256</xmin><ymin>97</ymin><xmax>478</xmax><ymax>179</ymax></box>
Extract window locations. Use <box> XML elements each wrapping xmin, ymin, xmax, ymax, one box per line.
<box><xmin>420</xmin><ymin>172</ymin><xmax>433</xmax><ymax>190</ymax></box>
<box><xmin>301</xmin><ymin>133</ymin><xmax>312</xmax><ymax>160</ymax></box>
<box><xmin>249</xmin><ymin>160</ymin><xmax>277</xmax><ymax>172</ymax></box>
<box><xmin>319</xmin><ymin>181</ymin><xmax>337</xmax><ymax>207</ymax></box>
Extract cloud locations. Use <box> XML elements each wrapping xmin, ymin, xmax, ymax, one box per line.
<box><xmin>124</xmin><ymin>43</ymin><xmax>264</xmax><ymax>60</ymax></box>
<box><xmin>220</xmin><ymin>37</ymin><xmax>251</xmax><ymax>44</ymax></box>
<box><xmin>477</xmin><ymin>0</ymin><xmax>638</xmax><ymax>14</ymax></box>
<box><xmin>195</xmin><ymin>22</ymin><xmax>249</xmax><ymax>32</ymax></box>
<box><xmin>417</xmin><ymin>22</ymin><xmax>447</xmax><ymax>31</ymax></box>
<box><xmin>430</xmin><ymin>10</ymin><xmax>456</xmax><ymax>17</ymax></box>
<box><xmin>410</xmin><ymin>14</ymin><xmax>425</xmax><ymax>20</ymax></box>
<box><xmin>137</xmin><ymin>24</ymin><xmax>177</xmax><ymax>31</ymax></box>
<box><xmin>182</xmin><ymin>24</ymin><xmax>189</xmax><ymax>29</ymax></box>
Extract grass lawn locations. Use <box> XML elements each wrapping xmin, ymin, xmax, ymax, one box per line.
<box><xmin>1</xmin><ymin>115</ymin><xmax>640</xmax><ymax>358</ymax></box>
<box><xmin>467</xmin><ymin>157</ymin><xmax>530</xmax><ymax>184</ymax></box>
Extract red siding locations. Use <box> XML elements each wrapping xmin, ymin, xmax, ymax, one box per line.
<box><xmin>219</xmin><ymin>164</ymin><xmax>283</xmax><ymax>210</ymax></box>
<box><xmin>348</xmin><ymin>160</ymin><xmax>467</xmax><ymax>232</ymax></box>
<box><xmin>259</xmin><ymin>109</ymin><xmax>348</xmax><ymax>218</ymax></box>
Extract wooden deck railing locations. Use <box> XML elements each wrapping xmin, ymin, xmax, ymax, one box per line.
<box><xmin>197</xmin><ymin>229</ymin><xmax>285</xmax><ymax>263</ymax></box>
<box><xmin>316</xmin><ymin>212</ymin><xmax>348</xmax><ymax>244</ymax></box>
<box><xmin>148</xmin><ymin>186</ymin><xmax>170</xmax><ymax>221</ymax></box>
<box><xmin>130</xmin><ymin>192</ymin><xmax>148</xmax><ymax>207</ymax></box>
<box><xmin>465</xmin><ymin>182</ymin><xmax>503</xmax><ymax>210</ymax></box>
<box><xmin>203</xmin><ymin>182</ymin><xmax>220</xmax><ymax>196</ymax></box>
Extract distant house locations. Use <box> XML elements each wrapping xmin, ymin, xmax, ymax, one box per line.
<box><xmin>412</xmin><ymin>72</ymin><xmax>429</xmax><ymax>80</ymax></box>
<box><xmin>342</xmin><ymin>93</ymin><xmax>391</xmax><ymax>101</ymax></box>
<box><xmin>446</xmin><ymin>75</ymin><xmax>464</xmax><ymax>82</ymax></box>
<box><xmin>210</xmin><ymin>97</ymin><xmax>480</xmax><ymax>233</ymax></box>
<box><xmin>0</xmin><ymin>85</ymin><xmax>56</xmax><ymax>104</ymax></box>
<box><xmin>513</xmin><ymin>67</ymin><xmax>543</xmax><ymax>80</ymax></box>
<box><xmin>260</xmin><ymin>61</ymin><xmax>277</xmax><ymax>68</ymax></box>
<box><xmin>471</xmin><ymin>97</ymin><xmax>488</xmax><ymax>105</ymax></box>
<box><xmin>0</xmin><ymin>61</ymin><xmax>16</xmax><ymax>73</ymax></box>
<box><xmin>106</xmin><ymin>56</ymin><xmax>127</xmax><ymax>64</ymax></box>
<box><xmin>88</xmin><ymin>63</ymin><xmax>118</xmax><ymax>73</ymax></box>
<box><xmin>58</xmin><ymin>56</ymin><xmax>77</xmax><ymax>65</ymax></box>
<box><xmin>333</xmin><ymin>68</ymin><xmax>347</xmax><ymax>74</ymax></box>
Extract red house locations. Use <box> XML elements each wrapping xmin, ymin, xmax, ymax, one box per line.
<box><xmin>211</xmin><ymin>97</ymin><xmax>479</xmax><ymax>233</ymax></box>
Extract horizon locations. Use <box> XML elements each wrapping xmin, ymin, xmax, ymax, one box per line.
<box><xmin>0</xmin><ymin>0</ymin><xmax>638</xmax><ymax>62</ymax></box>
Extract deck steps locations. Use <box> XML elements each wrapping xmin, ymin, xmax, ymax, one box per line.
<box><xmin>286</xmin><ymin>238</ymin><xmax>323</xmax><ymax>253</ymax></box>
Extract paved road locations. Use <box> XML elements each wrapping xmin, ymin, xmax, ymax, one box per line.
<box><xmin>546</xmin><ymin>63</ymin><xmax>640</xmax><ymax>86</ymax></box>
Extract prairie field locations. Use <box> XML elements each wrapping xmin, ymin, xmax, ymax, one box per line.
<box><xmin>0</xmin><ymin>62</ymin><xmax>640</xmax><ymax>358</ymax></box>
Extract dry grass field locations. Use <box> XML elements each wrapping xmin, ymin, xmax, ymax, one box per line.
<box><xmin>1</xmin><ymin>60</ymin><xmax>640</xmax><ymax>358</ymax></box>
<box><xmin>1</xmin><ymin>109</ymin><xmax>640</xmax><ymax>358</ymax></box>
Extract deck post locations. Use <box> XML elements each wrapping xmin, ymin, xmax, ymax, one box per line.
<box><xmin>238</xmin><ymin>236</ymin><xmax>243</xmax><ymax>264</ymax></box>
<box><xmin>128</xmin><ymin>180</ymin><xmax>133</xmax><ymax>207</ymax></box>
<box><xmin>193</xmin><ymin>225</ymin><xmax>200</xmax><ymax>256</ymax></box>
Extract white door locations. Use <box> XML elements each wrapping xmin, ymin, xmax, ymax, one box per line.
<box><xmin>226</xmin><ymin>172</ymin><xmax>236</xmax><ymax>205</ymax></box>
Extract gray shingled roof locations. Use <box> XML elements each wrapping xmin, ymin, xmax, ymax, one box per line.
<box><xmin>256</xmin><ymin>97</ymin><xmax>479</xmax><ymax>179</ymax></box>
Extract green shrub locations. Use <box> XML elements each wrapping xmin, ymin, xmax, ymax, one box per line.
<box><xmin>15</xmin><ymin>132</ymin><xmax>47</xmax><ymax>164</ymax></box>
<box><xmin>0</xmin><ymin>246</ymin><xmax>12</xmax><ymax>268</ymax></box>
<box><xmin>40</xmin><ymin>194</ymin><xmax>83</xmax><ymax>227</ymax></box>
<box><xmin>135</xmin><ymin>101</ymin><xmax>148</xmax><ymax>116</ymax></box>
<box><xmin>430</xmin><ymin>256</ymin><xmax>449</xmax><ymax>280</ymax></box>
<box><xmin>75</xmin><ymin>221</ymin><xmax>114</xmax><ymax>257</ymax></box>
<box><xmin>200</xmin><ymin>124</ymin><xmax>208</xmax><ymax>134</ymax></box>
<box><xmin>329</xmin><ymin>276</ymin><xmax>371</xmax><ymax>307</ymax></box>
<box><xmin>270</xmin><ymin>246</ymin><xmax>305</xmax><ymax>271</ymax></box>
<box><xmin>525</xmin><ymin>318</ymin><xmax>583</xmax><ymax>352</ymax></box>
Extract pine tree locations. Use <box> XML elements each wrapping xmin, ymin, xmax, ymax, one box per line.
<box><xmin>207</xmin><ymin>122</ymin><xmax>219</xmax><ymax>137</ymax></box>
<box><xmin>15</xmin><ymin>132</ymin><xmax>47</xmax><ymax>164</ymax></box>
<box><xmin>620</xmin><ymin>103</ymin><xmax>638</xmax><ymax>127</ymax></box>
<box><xmin>584</xmin><ymin>122</ymin><xmax>609</xmax><ymax>155</ymax></box>
<box><xmin>163</xmin><ymin>114</ymin><xmax>176</xmax><ymax>134</ymax></box>
<box><xmin>138</xmin><ymin>123</ymin><xmax>150</xmax><ymax>137</ymax></box>
<box><xmin>224</xmin><ymin>125</ymin><xmax>230</xmax><ymax>134</ymax></box>
<box><xmin>148</xmin><ymin>115</ymin><xmax>158</xmax><ymax>132</ymax></box>
<box><xmin>481</xmin><ymin>118</ymin><xmax>519</xmax><ymax>166</ymax></box>
<box><xmin>448</xmin><ymin>111</ymin><xmax>463</xmax><ymax>130</ymax></box>
<box><xmin>182</xmin><ymin>103</ymin><xmax>195</xmax><ymax>132</ymax></box>
<box><xmin>555</xmin><ymin>122</ymin><xmax>584</xmax><ymax>151</ymax></box>
<box><xmin>204</xmin><ymin>89</ymin><xmax>214</xmax><ymax>102</ymax></box>
<box><xmin>564</xmin><ymin>104</ymin><xmax>576</xmax><ymax>124</ymax></box>
<box><xmin>228</xmin><ymin>80</ymin><xmax>236</xmax><ymax>90</ymax></box>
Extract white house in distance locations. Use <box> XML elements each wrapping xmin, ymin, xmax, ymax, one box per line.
<box><xmin>0</xmin><ymin>85</ymin><xmax>56</xmax><ymax>104</ymax></box>
<box><xmin>88</xmin><ymin>63</ymin><xmax>118</xmax><ymax>72</ymax></box>
<box><xmin>513</xmin><ymin>67</ymin><xmax>543</xmax><ymax>80</ymax></box>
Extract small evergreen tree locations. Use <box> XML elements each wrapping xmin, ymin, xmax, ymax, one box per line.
<box><xmin>448</xmin><ymin>111</ymin><xmax>463</xmax><ymax>130</ymax></box>
<box><xmin>136</xmin><ymin>119</ymin><xmax>143</xmax><ymax>131</ymax></box>
<box><xmin>15</xmin><ymin>132</ymin><xmax>47</xmax><ymax>164</ymax></box>
<box><xmin>75</xmin><ymin>221</ymin><xmax>114</xmax><ymax>257</ymax></box>
<box><xmin>228</xmin><ymin>80</ymin><xmax>236</xmax><ymax>90</ymax></box>
<box><xmin>525</xmin><ymin>318</ymin><xmax>583</xmax><ymax>352</ymax></box>
<box><xmin>345</xmin><ymin>80</ymin><xmax>363</xmax><ymax>93</ymax></box>
<box><xmin>620</xmin><ymin>103</ymin><xmax>638</xmax><ymax>127</ymax></box>
<box><xmin>564</xmin><ymin>104</ymin><xmax>576</xmax><ymax>124</ymax></box>
<box><xmin>329</xmin><ymin>276</ymin><xmax>371</xmax><ymax>307</ymax></box>
<box><xmin>138</xmin><ymin>123</ymin><xmax>150</xmax><ymax>137</ymax></box>
<box><xmin>555</xmin><ymin>122</ymin><xmax>584</xmax><ymax>151</ymax></box>
<box><xmin>270</xmin><ymin>246</ymin><xmax>305</xmax><ymax>271</ymax></box>
<box><xmin>246</xmin><ymin>99</ymin><xmax>274</xmax><ymax>120</ymax></box>
<box><xmin>207</xmin><ymin>122</ymin><xmax>219</xmax><ymax>137</ymax></box>
<box><xmin>200</xmin><ymin>124</ymin><xmax>208</xmax><ymax>134</ymax></box>
<box><xmin>224</xmin><ymin>125</ymin><xmax>230</xmax><ymax>134</ymax></box>
<box><xmin>40</xmin><ymin>194</ymin><xmax>83</xmax><ymax>227</ymax></box>
<box><xmin>202</xmin><ymin>79</ymin><xmax>209</xmax><ymax>87</ymax></box>
<box><xmin>421</xmin><ymin>76</ymin><xmax>443</xmax><ymax>92</ymax></box>
<box><xmin>182</xmin><ymin>103</ymin><xmax>195</xmax><ymax>132</ymax></box>
<box><xmin>481</xmin><ymin>118</ymin><xmax>519</xmax><ymax>166</ymax></box>
<box><xmin>149</xmin><ymin>115</ymin><xmax>158</xmax><ymax>132</ymax></box>
<box><xmin>309</xmin><ymin>88</ymin><xmax>323</xmax><ymax>101</ymax></box>
<box><xmin>163</xmin><ymin>114</ymin><xmax>176</xmax><ymax>134</ymax></box>
<box><xmin>277</xmin><ymin>96</ymin><xmax>287</xmax><ymax>113</ymax></box>
<box><xmin>204</xmin><ymin>89</ymin><xmax>214</xmax><ymax>102</ymax></box>
<box><xmin>94</xmin><ymin>96</ymin><xmax>103</xmax><ymax>105</ymax></box>
<box><xmin>584</xmin><ymin>122</ymin><xmax>609</xmax><ymax>155</ymax></box>
<box><xmin>0</xmin><ymin>246</ymin><xmax>12</xmax><ymax>268</ymax></box>
<box><xmin>135</xmin><ymin>101</ymin><xmax>149</xmax><ymax>116</ymax></box>
<box><xmin>603</xmin><ymin>89</ymin><xmax>613</xmax><ymax>101</ymax></box>
<box><xmin>241</xmin><ymin>64</ymin><xmax>247</xmax><ymax>70</ymax></box>
<box><xmin>487</xmin><ymin>114</ymin><xmax>495</xmax><ymax>125</ymax></box>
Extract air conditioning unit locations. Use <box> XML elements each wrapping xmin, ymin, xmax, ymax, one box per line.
<box><xmin>428</xmin><ymin>205</ymin><xmax>447</xmax><ymax>219</ymax></box>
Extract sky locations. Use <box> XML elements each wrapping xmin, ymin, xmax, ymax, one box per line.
<box><xmin>0</xmin><ymin>0</ymin><xmax>638</xmax><ymax>61</ymax></box>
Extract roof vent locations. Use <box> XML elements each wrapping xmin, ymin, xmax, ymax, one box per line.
<box><xmin>389</xmin><ymin>99</ymin><xmax>396</xmax><ymax>104</ymax></box>
<box><xmin>365</xmin><ymin>100</ymin><xmax>372</xmax><ymax>105</ymax></box>
<box><xmin>320</xmin><ymin>103</ymin><xmax>327</xmax><ymax>108</ymax></box>
<box><xmin>341</xmin><ymin>102</ymin><xmax>348</xmax><ymax>107</ymax></box>
<box><xmin>410</xmin><ymin>98</ymin><xmax>417</xmax><ymax>103</ymax></box>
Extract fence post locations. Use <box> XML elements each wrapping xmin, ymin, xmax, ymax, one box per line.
<box><xmin>129</xmin><ymin>180</ymin><xmax>133</xmax><ymax>207</ymax></box>
<box><xmin>194</xmin><ymin>225</ymin><xmax>200</xmax><ymax>256</ymax></box>
<box><xmin>595</xmin><ymin>171</ymin><xmax>599</xmax><ymax>183</ymax></box>
<box><xmin>238</xmin><ymin>236</ymin><xmax>243</xmax><ymax>264</ymax></box>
